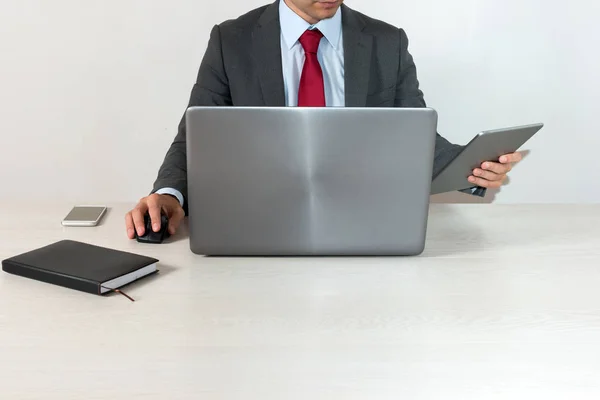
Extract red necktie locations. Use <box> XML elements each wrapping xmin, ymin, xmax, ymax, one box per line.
<box><xmin>298</xmin><ymin>29</ymin><xmax>325</xmax><ymax>107</ymax></box>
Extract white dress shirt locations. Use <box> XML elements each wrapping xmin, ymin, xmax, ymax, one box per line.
<box><xmin>279</xmin><ymin>0</ymin><xmax>345</xmax><ymax>107</ymax></box>
<box><xmin>157</xmin><ymin>0</ymin><xmax>345</xmax><ymax>206</ymax></box>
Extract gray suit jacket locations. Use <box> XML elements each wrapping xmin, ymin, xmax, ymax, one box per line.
<box><xmin>152</xmin><ymin>0</ymin><xmax>481</xmax><ymax>208</ymax></box>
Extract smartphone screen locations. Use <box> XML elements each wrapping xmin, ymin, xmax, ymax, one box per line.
<box><xmin>63</xmin><ymin>206</ymin><xmax>107</xmax><ymax>223</ymax></box>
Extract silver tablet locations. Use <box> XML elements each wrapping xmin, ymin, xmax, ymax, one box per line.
<box><xmin>431</xmin><ymin>123</ymin><xmax>544</xmax><ymax>194</ymax></box>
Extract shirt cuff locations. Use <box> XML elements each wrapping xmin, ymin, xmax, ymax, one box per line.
<box><xmin>155</xmin><ymin>188</ymin><xmax>184</xmax><ymax>207</ymax></box>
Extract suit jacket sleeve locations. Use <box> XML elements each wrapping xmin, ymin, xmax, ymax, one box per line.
<box><xmin>394</xmin><ymin>28</ymin><xmax>485</xmax><ymax>197</ymax></box>
<box><xmin>151</xmin><ymin>24</ymin><xmax>232</xmax><ymax>211</ymax></box>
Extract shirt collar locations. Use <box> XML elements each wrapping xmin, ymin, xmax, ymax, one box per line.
<box><xmin>279</xmin><ymin>0</ymin><xmax>342</xmax><ymax>50</ymax></box>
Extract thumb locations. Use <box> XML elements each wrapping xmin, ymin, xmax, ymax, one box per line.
<box><xmin>167</xmin><ymin>207</ymin><xmax>185</xmax><ymax>235</ymax></box>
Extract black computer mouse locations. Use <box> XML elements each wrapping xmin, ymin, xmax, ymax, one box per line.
<box><xmin>136</xmin><ymin>213</ymin><xmax>170</xmax><ymax>244</ymax></box>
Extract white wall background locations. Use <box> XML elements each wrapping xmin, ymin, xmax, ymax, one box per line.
<box><xmin>1</xmin><ymin>0</ymin><xmax>598</xmax><ymax>204</ymax></box>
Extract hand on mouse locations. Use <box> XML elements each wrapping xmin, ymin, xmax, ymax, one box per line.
<box><xmin>467</xmin><ymin>151</ymin><xmax>522</xmax><ymax>189</ymax></box>
<box><xmin>125</xmin><ymin>194</ymin><xmax>184</xmax><ymax>239</ymax></box>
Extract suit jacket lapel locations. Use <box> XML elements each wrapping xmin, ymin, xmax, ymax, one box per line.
<box><xmin>342</xmin><ymin>5</ymin><xmax>373</xmax><ymax>107</ymax></box>
<box><xmin>252</xmin><ymin>1</ymin><xmax>286</xmax><ymax>106</ymax></box>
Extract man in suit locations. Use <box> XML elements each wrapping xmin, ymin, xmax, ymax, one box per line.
<box><xmin>125</xmin><ymin>0</ymin><xmax>522</xmax><ymax>239</ymax></box>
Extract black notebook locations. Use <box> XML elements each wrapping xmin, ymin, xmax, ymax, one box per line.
<box><xmin>2</xmin><ymin>240</ymin><xmax>158</xmax><ymax>296</ymax></box>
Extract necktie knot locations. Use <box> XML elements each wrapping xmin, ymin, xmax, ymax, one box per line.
<box><xmin>299</xmin><ymin>29</ymin><xmax>324</xmax><ymax>54</ymax></box>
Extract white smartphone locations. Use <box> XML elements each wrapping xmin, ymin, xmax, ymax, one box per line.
<box><xmin>61</xmin><ymin>206</ymin><xmax>107</xmax><ymax>227</ymax></box>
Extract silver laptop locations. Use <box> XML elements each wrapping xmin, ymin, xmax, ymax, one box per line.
<box><xmin>185</xmin><ymin>107</ymin><xmax>438</xmax><ymax>256</ymax></box>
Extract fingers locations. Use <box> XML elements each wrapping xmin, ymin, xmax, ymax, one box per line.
<box><xmin>499</xmin><ymin>152</ymin><xmax>522</xmax><ymax>164</ymax></box>
<box><xmin>468</xmin><ymin>174</ymin><xmax>506</xmax><ymax>188</ymax></box>
<box><xmin>470</xmin><ymin>152</ymin><xmax>521</xmax><ymax>189</ymax></box>
<box><xmin>125</xmin><ymin>212</ymin><xmax>136</xmax><ymax>239</ymax></box>
<box><xmin>146</xmin><ymin>195</ymin><xmax>162</xmax><ymax>232</ymax></box>
<box><xmin>481</xmin><ymin>161</ymin><xmax>511</xmax><ymax>175</ymax></box>
<box><xmin>473</xmin><ymin>168</ymin><xmax>504</xmax><ymax>182</ymax></box>
<box><xmin>167</xmin><ymin>206</ymin><xmax>185</xmax><ymax>235</ymax></box>
<box><xmin>125</xmin><ymin>194</ymin><xmax>185</xmax><ymax>239</ymax></box>
<box><xmin>131</xmin><ymin>201</ymin><xmax>148</xmax><ymax>237</ymax></box>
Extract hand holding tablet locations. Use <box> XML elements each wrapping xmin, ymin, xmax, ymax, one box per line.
<box><xmin>431</xmin><ymin>123</ymin><xmax>544</xmax><ymax>194</ymax></box>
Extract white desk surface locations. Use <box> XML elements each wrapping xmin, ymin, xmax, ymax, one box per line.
<box><xmin>1</xmin><ymin>202</ymin><xmax>600</xmax><ymax>399</ymax></box>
